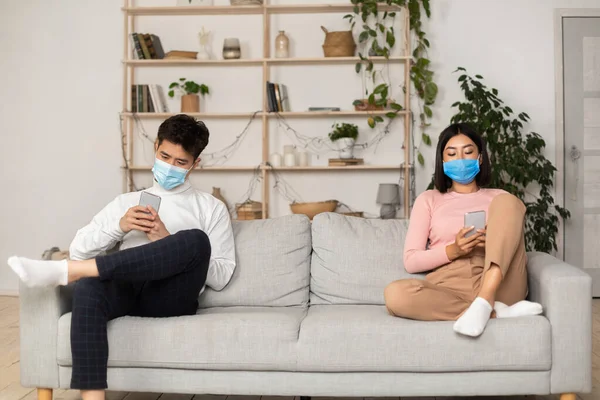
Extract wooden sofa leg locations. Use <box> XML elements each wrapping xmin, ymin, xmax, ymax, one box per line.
<box><xmin>37</xmin><ymin>388</ymin><xmax>52</xmax><ymax>400</ymax></box>
<box><xmin>560</xmin><ymin>394</ymin><xmax>576</xmax><ymax>400</ymax></box>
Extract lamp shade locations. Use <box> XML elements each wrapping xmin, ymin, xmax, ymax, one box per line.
<box><xmin>376</xmin><ymin>183</ymin><xmax>401</xmax><ymax>204</ymax></box>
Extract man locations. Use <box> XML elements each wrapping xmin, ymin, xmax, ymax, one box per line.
<box><xmin>8</xmin><ymin>114</ymin><xmax>236</xmax><ymax>400</ymax></box>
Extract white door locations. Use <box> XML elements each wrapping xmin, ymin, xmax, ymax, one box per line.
<box><xmin>562</xmin><ymin>16</ymin><xmax>600</xmax><ymax>296</ymax></box>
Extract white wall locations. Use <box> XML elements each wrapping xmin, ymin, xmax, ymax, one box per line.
<box><xmin>1</xmin><ymin>0</ymin><xmax>597</xmax><ymax>294</ymax></box>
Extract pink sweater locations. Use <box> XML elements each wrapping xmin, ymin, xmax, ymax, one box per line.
<box><xmin>403</xmin><ymin>188</ymin><xmax>507</xmax><ymax>274</ymax></box>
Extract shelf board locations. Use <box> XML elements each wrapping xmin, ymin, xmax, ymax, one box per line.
<box><xmin>122</xmin><ymin>4</ymin><xmax>402</xmax><ymax>16</ymax></box>
<box><xmin>129</xmin><ymin>165</ymin><xmax>259</xmax><ymax>171</ymax></box>
<box><xmin>267</xmin><ymin>4</ymin><xmax>402</xmax><ymax>14</ymax></box>
<box><xmin>124</xmin><ymin>56</ymin><xmax>409</xmax><ymax>66</ymax></box>
<box><xmin>267</xmin><ymin>56</ymin><xmax>408</xmax><ymax>64</ymax></box>
<box><xmin>267</xmin><ymin>165</ymin><xmax>408</xmax><ymax>171</ymax></box>
<box><xmin>122</xmin><ymin>5</ymin><xmax>263</xmax><ymax>16</ymax></box>
<box><xmin>121</xmin><ymin>111</ymin><xmax>408</xmax><ymax>119</ymax></box>
<box><xmin>129</xmin><ymin>165</ymin><xmax>411</xmax><ymax>172</ymax></box>
<box><xmin>268</xmin><ymin>110</ymin><xmax>410</xmax><ymax>118</ymax></box>
<box><xmin>125</xmin><ymin>59</ymin><xmax>263</xmax><ymax>66</ymax></box>
<box><xmin>121</xmin><ymin>112</ymin><xmax>262</xmax><ymax>119</ymax></box>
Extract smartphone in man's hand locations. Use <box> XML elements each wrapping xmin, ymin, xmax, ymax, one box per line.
<box><xmin>139</xmin><ymin>191</ymin><xmax>161</xmax><ymax>213</ymax></box>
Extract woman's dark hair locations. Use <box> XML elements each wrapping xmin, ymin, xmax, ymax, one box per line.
<box><xmin>157</xmin><ymin>114</ymin><xmax>210</xmax><ymax>160</ymax></box>
<box><xmin>433</xmin><ymin>123</ymin><xmax>491</xmax><ymax>193</ymax></box>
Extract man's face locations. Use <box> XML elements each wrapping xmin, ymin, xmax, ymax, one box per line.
<box><xmin>154</xmin><ymin>140</ymin><xmax>199</xmax><ymax>177</ymax></box>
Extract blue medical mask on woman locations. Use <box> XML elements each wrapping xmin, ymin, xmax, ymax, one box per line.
<box><xmin>152</xmin><ymin>158</ymin><xmax>192</xmax><ymax>190</ymax></box>
<box><xmin>443</xmin><ymin>157</ymin><xmax>480</xmax><ymax>185</ymax></box>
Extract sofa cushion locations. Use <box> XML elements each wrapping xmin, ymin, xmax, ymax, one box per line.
<box><xmin>199</xmin><ymin>214</ymin><xmax>312</xmax><ymax>308</ymax></box>
<box><xmin>310</xmin><ymin>212</ymin><xmax>418</xmax><ymax>305</ymax></box>
<box><xmin>57</xmin><ymin>307</ymin><xmax>307</xmax><ymax>371</ymax></box>
<box><xmin>296</xmin><ymin>305</ymin><xmax>551</xmax><ymax>372</ymax></box>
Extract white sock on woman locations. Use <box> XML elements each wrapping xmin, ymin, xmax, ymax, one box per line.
<box><xmin>453</xmin><ymin>297</ymin><xmax>493</xmax><ymax>337</ymax></box>
<box><xmin>494</xmin><ymin>300</ymin><xmax>543</xmax><ymax>318</ymax></box>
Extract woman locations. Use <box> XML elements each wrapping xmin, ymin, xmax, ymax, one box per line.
<box><xmin>384</xmin><ymin>123</ymin><xmax>542</xmax><ymax>337</ymax></box>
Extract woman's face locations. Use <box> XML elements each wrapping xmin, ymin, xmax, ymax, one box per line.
<box><xmin>443</xmin><ymin>133</ymin><xmax>480</xmax><ymax>162</ymax></box>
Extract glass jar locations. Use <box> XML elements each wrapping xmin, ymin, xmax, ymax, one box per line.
<box><xmin>275</xmin><ymin>30</ymin><xmax>289</xmax><ymax>58</ymax></box>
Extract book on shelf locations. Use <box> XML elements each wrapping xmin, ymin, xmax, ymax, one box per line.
<box><xmin>266</xmin><ymin>81</ymin><xmax>290</xmax><ymax>112</ymax></box>
<box><xmin>130</xmin><ymin>84</ymin><xmax>169</xmax><ymax>113</ymax></box>
<box><xmin>130</xmin><ymin>33</ymin><xmax>165</xmax><ymax>60</ymax></box>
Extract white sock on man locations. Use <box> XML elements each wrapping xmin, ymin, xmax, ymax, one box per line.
<box><xmin>7</xmin><ymin>256</ymin><xmax>68</xmax><ymax>288</ymax></box>
<box><xmin>453</xmin><ymin>297</ymin><xmax>493</xmax><ymax>337</ymax></box>
<box><xmin>494</xmin><ymin>300</ymin><xmax>543</xmax><ymax>318</ymax></box>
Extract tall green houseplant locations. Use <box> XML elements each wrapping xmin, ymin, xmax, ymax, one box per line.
<box><xmin>432</xmin><ymin>68</ymin><xmax>569</xmax><ymax>253</ymax></box>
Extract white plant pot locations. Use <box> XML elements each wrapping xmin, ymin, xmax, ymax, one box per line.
<box><xmin>336</xmin><ymin>138</ymin><xmax>355</xmax><ymax>159</ymax></box>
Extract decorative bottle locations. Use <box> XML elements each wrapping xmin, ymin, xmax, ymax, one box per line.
<box><xmin>275</xmin><ymin>30</ymin><xmax>289</xmax><ymax>58</ymax></box>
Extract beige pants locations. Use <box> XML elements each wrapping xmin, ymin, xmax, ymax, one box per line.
<box><xmin>384</xmin><ymin>193</ymin><xmax>528</xmax><ymax>321</ymax></box>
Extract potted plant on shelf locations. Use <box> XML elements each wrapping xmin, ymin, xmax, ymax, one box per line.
<box><xmin>168</xmin><ymin>78</ymin><xmax>210</xmax><ymax>113</ymax></box>
<box><xmin>329</xmin><ymin>122</ymin><xmax>359</xmax><ymax>159</ymax></box>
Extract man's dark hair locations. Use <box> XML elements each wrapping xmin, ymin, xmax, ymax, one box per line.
<box><xmin>433</xmin><ymin>122</ymin><xmax>491</xmax><ymax>193</ymax></box>
<box><xmin>157</xmin><ymin>114</ymin><xmax>210</xmax><ymax>160</ymax></box>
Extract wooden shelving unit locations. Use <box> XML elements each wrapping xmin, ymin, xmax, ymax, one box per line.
<box><xmin>121</xmin><ymin>1</ymin><xmax>412</xmax><ymax>219</ymax></box>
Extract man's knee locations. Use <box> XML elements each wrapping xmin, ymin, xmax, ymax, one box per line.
<box><xmin>181</xmin><ymin>229</ymin><xmax>211</xmax><ymax>263</ymax></box>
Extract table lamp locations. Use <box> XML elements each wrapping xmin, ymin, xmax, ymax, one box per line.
<box><xmin>376</xmin><ymin>183</ymin><xmax>401</xmax><ymax>219</ymax></box>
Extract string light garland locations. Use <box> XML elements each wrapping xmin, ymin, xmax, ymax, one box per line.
<box><xmin>120</xmin><ymin>109</ymin><xmax>417</xmax><ymax>218</ymax></box>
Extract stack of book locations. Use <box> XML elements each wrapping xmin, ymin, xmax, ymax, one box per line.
<box><xmin>266</xmin><ymin>81</ymin><xmax>290</xmax><ymax>112</ymax></box>
<box><xmin>130</xmin><ymin>33</ymin><xmax>165</xmax><ymax>59</ymax></box>
<box><xmin>131</xmin><ymin>84</ymin><xmax>169</xmax><ymax>113</ymax></box>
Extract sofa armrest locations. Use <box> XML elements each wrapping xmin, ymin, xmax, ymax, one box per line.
<box><xmin>526</xmin><ymin>251</ymin><xmax>592</xmax><ymax>394</ymax></box>
<box><xmin>19</xmin><ymin>282</ymin><xmax>73</xmax><ymax>389</ymax></box>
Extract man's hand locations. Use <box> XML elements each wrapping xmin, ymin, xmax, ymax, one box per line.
<box><xmin>446</xmin><ymin>226</ymin><xmax>485</xmax><ymax>261</ymax></box>
<box><xmin>119</xmin><ymin>206</ymin><xmax>155</xmax><ymax>233</ymax></box>
<box><xmin>146</xmin><ymin>206</ymin><xmax>170</xmax><ymax>242</ymax></box>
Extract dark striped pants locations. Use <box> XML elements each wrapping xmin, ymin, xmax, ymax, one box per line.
<box><xmin>70</xmin><ymin>229</ymin><xmax>211</xmax><ymax>390</ymax></box>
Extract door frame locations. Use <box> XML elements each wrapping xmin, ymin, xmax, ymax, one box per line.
<box><xmin>554</xmin><ymin>8</ymin><xmax>600</xmax><ymax>262</ymax></box>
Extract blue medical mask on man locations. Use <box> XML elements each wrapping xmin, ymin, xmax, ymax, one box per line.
<box><xmin>152</xmin><ymin>158</ymin><xmax>193</xmax><ymax>190</ymax></box>
<box><xmin>443</xmin><ymin>157</ymin><xmax>481</xmax><ymax>185</ymax></box>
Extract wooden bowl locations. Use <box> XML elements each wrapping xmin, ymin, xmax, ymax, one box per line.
<box><xmin>290</xmin><ymin>200</ymin><xmax>338</xmax><ymax>220</ymax></box>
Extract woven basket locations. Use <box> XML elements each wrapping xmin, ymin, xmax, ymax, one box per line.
<box><xmin>290</xmin><ymin>200</ymin><xmax>338</xmax><ymax>220</ymax></box>
<box><xmin>321</xmin><ymin>26</ymin><xmax>356</xmax><ymax>57</ymax></box>
<box><xmin>230</xmin><ymin>0</ymin><xmax>263</xmax><ymax>5</ymax></box>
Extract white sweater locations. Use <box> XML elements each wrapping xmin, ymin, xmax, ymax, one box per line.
<box><xmin>69</xmin><ymin>180</ymin><xmax>236</xmax><ymax>292</ymax></box>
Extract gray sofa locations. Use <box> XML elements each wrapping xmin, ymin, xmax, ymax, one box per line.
<box><xmin>19</xmin><ymin>213</ymin><xmax>592</xmax><ymax>399</ymax></box>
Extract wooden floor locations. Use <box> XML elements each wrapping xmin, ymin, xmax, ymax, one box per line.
<box><xmin>1</xmin><ymin>296</ymin><xmax>599</xmax><ymax>400</ymax></box>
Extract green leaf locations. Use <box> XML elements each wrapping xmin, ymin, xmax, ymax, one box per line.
<box><xmin>358</xmin><ymin>31</ymin><xmax>369</xmax><ymax>43</ymax></box>
<box><xmin>343</xmin><ymin>14</ymin><xmax>353</xmax><ymax>19</ymax></box>
<box><xmin>422</xmin><ymin>133</ymin><xmax>432</xmax><ymax>146</ymax></box>
<box><xmin>374</xmin><ymin>116</ymin><xmax>384</xmax><ymax>123</ymax></box>
<box><xmin>386</xmin><ymin>112</ymin><xmax>397</xmax><ymax>119</ymax></box>
<box><xmin>424</xmin><ymin>105</ymin><xmax>433</xmax><ymax>118</ymax></box>
<box><xmin>389</xmin><ymin>12</ymin><xmax>396</xmax><ymax>17</ymax></box>
<box><xmin>368</xmin><ymin>93</ymin><xmax>375</xmax><ymax>104</ymax></box>
<box><xmin>169</xmin><ymin>82</ymin><xmax>179</xmax><ymax>88</ymax></box>
<box><xmin>179</xmin><ymin>77</ymin><xmax>186</xmax><ymax>81</ymax></box>
<box><xmin>368</xmin><ymin>118</ymin><xmax>376</xmax><ymax>128</ymax></box>
<box><xmin>355</xmin><ymin>62</ymin><xmax>362</xmax><ymax>73</ymax></box>
<box><xmin>374</xmin><ymin>83</ymin><xmax>387</xmax><ymax>94</ymax></box>
<box><xmin>369</xmin><ymin>29</ymin><xmax>377</xmax><ymax>37</ymax></box>
<box><xmin>475</xmin><ymin>74</ymin><xmax>484</xmax><ymax>79</ymax></box>
<box><xmin>168</xmin><ymin>90</ymin><xmax>175</xmax><ymax>98</ymax></box>
<box><xmin>417</xmin><ymin>152</ymin><xmax>425</xmax><ymax>166</ymax></box>
<box><xmin>390</xmin><ymin>103</ymin><xmax>403</xmax><ymax>111</ymax></box>
<box><xmin>386</xmin><ymin>30</ymin><xmax>396</xmax><ymax>48</ymax></box>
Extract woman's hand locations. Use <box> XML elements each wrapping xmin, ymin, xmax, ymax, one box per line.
<box><xmin>445</xmin><ymin>226</ymin><xmax>485</xmax><ymax>261</ymax></box>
